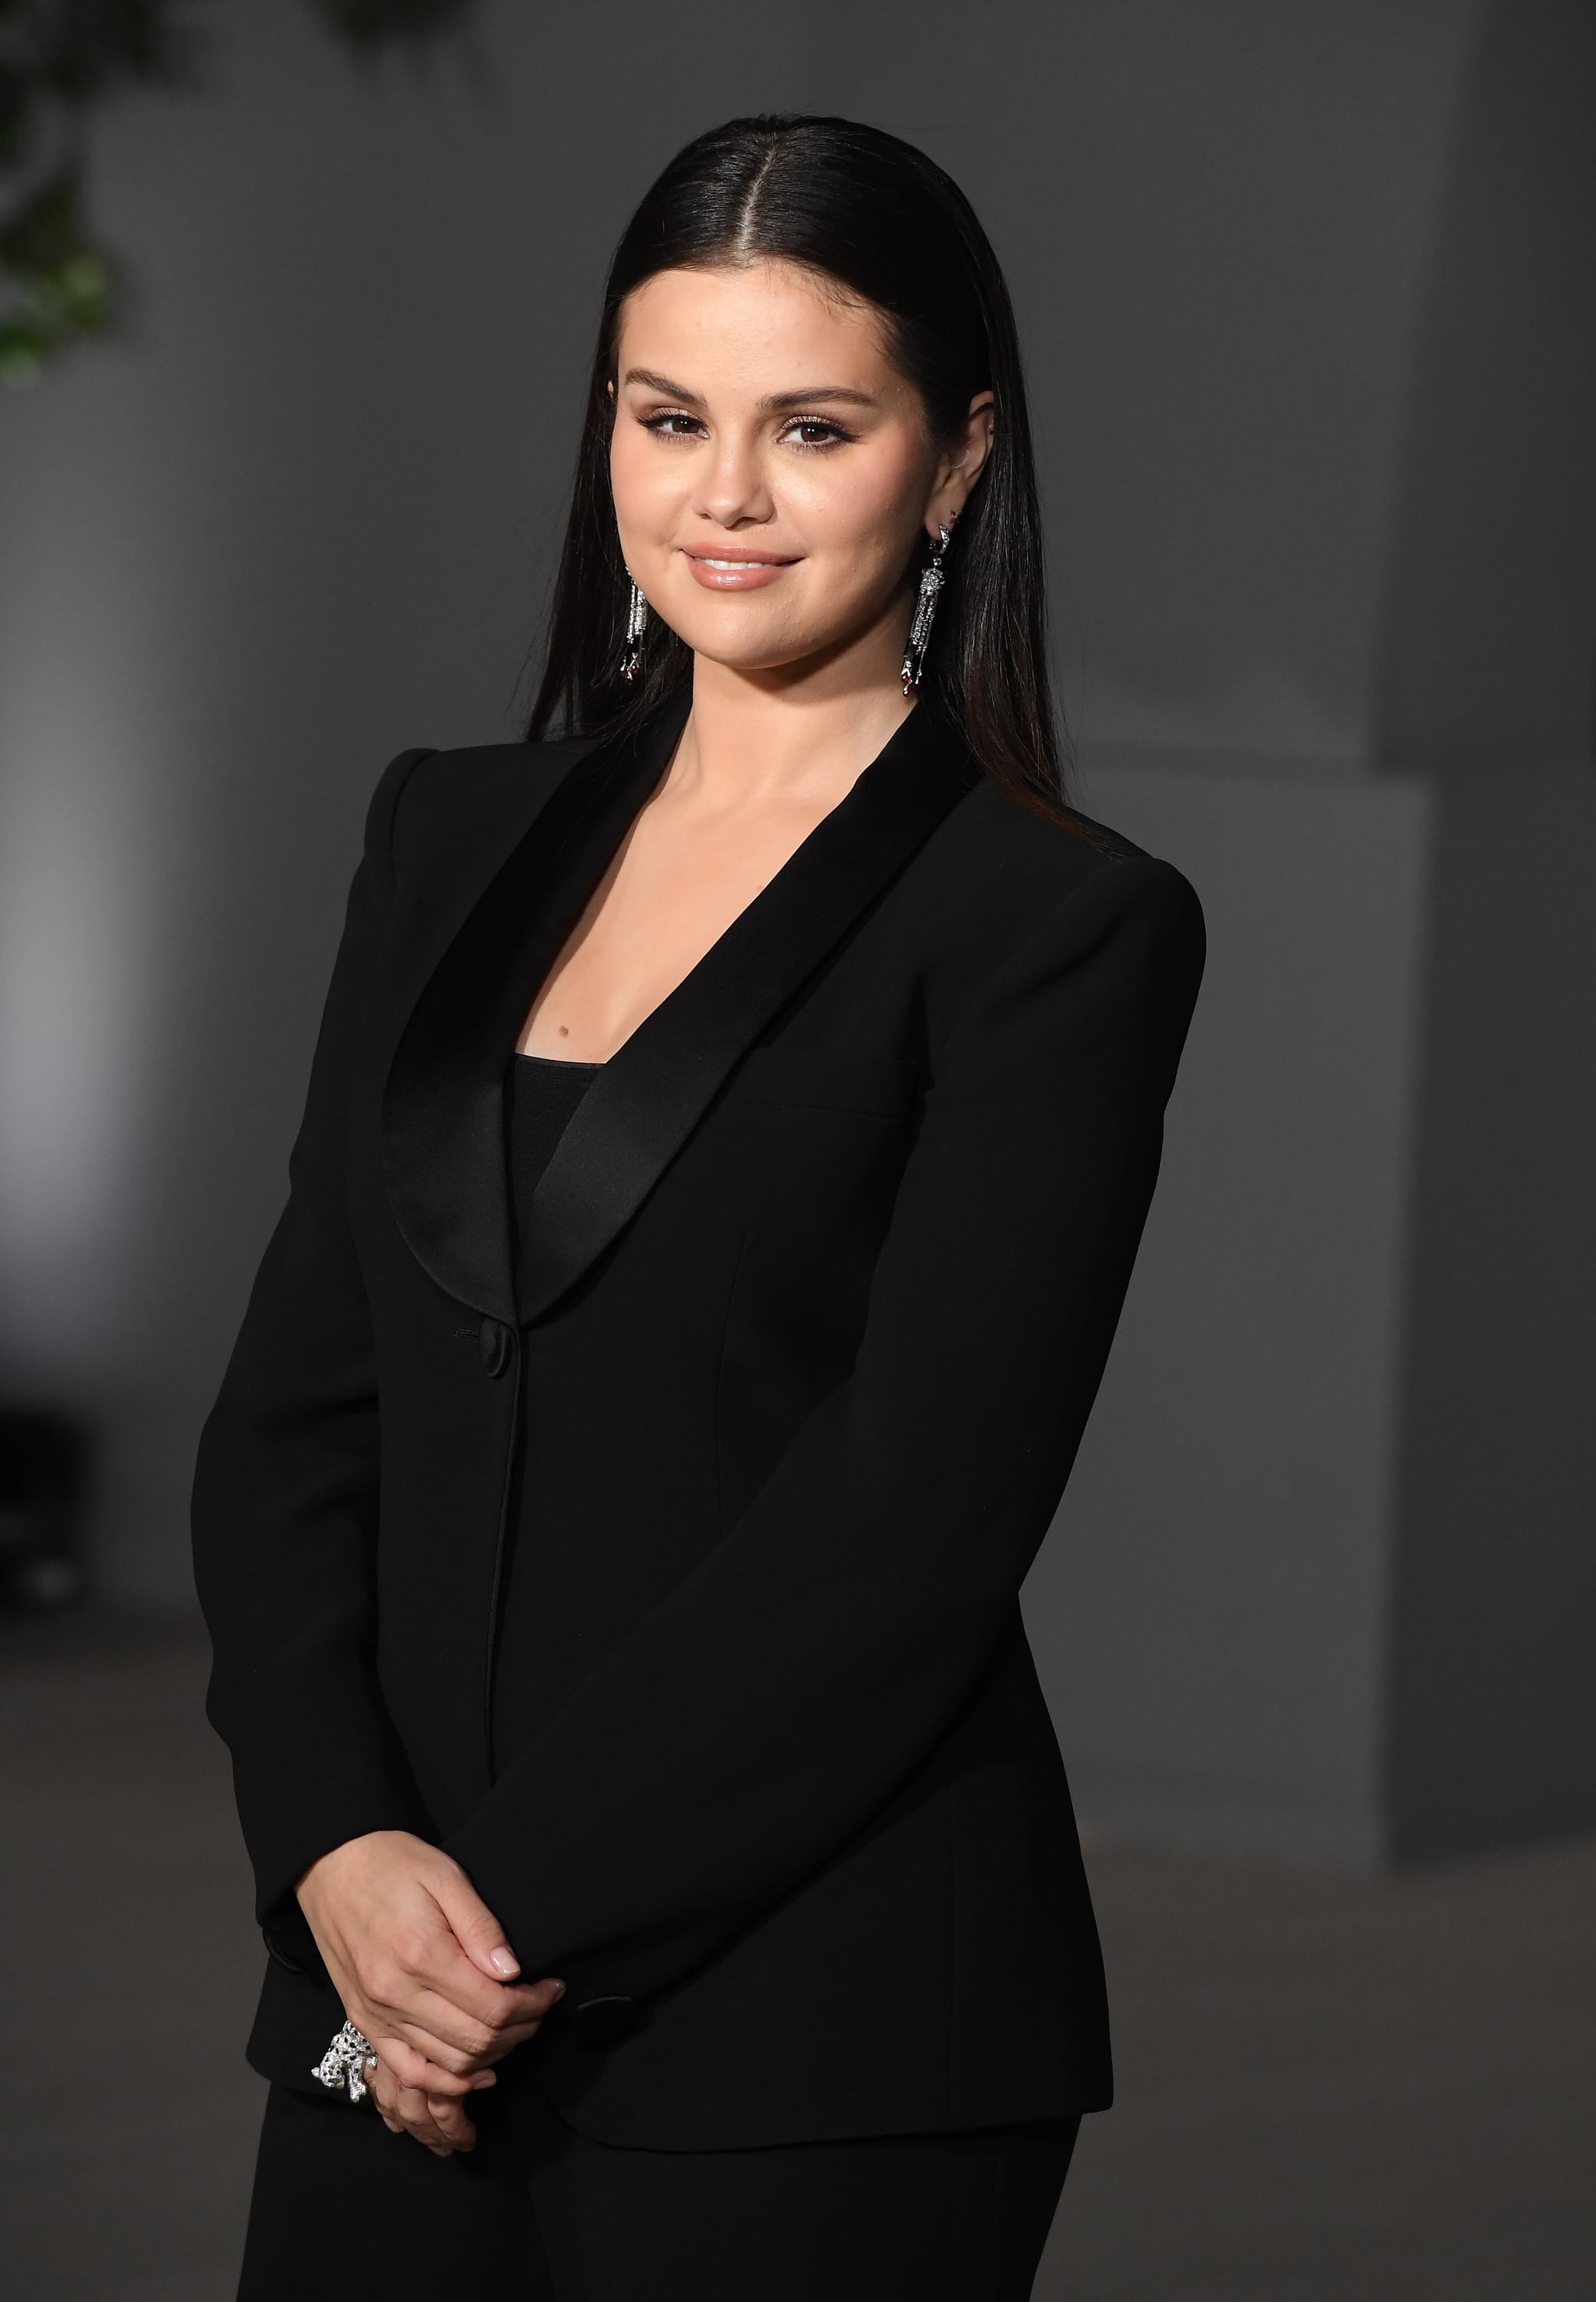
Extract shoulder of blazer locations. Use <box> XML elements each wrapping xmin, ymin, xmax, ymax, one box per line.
<box><xmin>906</xmin><ymin>786</ymin><xmax>1203</xmax><ymax>1080</ymax></box>
<box><xmin>387</xmin><ymin>734</ymin><xmax>604</xmax><ymax>874</ymax></box>
<box><xmin>956</xmin><ymin>775</ymin><xmax>1152</xmax><ymax>867</ymax></box>
<box><xmin>930</xmin><ymin>771</ymin><xmax>1193</xmax><ymax>934</ymax></box>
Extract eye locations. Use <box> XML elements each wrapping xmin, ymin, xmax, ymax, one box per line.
<box><xmin>640</xmin><ymin>410</ymin><xmax>706</xmax><ymax>442</ymax></box>
<box><xmin>781</xmin><ymin>418</ymin><xmax>854</xmax><ymax>451</ymax></box>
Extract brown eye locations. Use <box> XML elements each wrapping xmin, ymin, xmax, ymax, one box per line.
<box><xmin>784</xmin><ymin>419</ymin><xmax>853</xmax><ymax>450</ymax></box>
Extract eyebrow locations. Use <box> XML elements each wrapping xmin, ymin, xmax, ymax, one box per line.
<box><xmin>622</xmin><ymin>367</ymin><xmax>879</xmax><ymax>411</ymax></box>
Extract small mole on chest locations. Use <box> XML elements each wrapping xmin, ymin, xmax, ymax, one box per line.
<box><xmin>558</xmin><ymin>1026</ymin><xmax>569</xmax><ymax>1037</ymax></box>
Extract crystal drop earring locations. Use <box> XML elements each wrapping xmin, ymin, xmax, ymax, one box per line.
<box><xmin>900</xmin><ymin>519</ymin><xmax>955</xmax><ymax>697</ymax></box>
<box><xmin>620</xmin><ymin>576</ymin><xmax>649</xmax><ymax>684</ymax></box>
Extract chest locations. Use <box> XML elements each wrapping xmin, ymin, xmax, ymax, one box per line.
<box><xmin>518</xmin><ymin>782</ymin><xmax>856</xmax><ymax>1061</ymax></box>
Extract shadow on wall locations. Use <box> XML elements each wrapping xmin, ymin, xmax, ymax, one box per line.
<box><xmin>1375</xmin><ymin>0</ymin><xmax>1596</xmax><ymax>767</ymax></box>
<box><xmin>1375</xmin><ymin>0</ymin><xmax>1596</xmax><ymax>1859</ymax></box>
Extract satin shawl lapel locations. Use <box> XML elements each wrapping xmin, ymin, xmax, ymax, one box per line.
<box><xmin>516</xmin><ymin>703</ymin><xmax>979</xmax><ymax>1324</ymax></box>
<box><xmin>382</xmin><ymin>697</ymin><xmax>691</xmax><ymax>1323</ymax></box>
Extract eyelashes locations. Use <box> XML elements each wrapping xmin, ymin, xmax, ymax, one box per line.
<box><xmin>638</xmin><ymin>411</ymin><xmax>856</xmax><ymax>453</ymax></box>
<box><xmin>785</xmin><ymin>419</ymin><xmax>857</xmax><ymax>450</ymax></box>
<box><xmin>639</xmin><ymin>411</ymin><xmax>706</xmax><ymax>443</ymax></box>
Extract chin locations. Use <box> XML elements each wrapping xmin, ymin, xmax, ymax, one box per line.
<box><xmin>669</xmin><ymin>616</ymin><xmax>820</xmax><ymax>674</ymax></box>
<box><xmin>692</xmin><ymin>643</ymin><xmax>835</xmax><ymax>680</ymax></box>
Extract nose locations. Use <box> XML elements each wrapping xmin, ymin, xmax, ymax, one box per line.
<box><xmin>693</xmin><ymin>425</ymin><xmax>775</xmax><ymax>530</ymax></box>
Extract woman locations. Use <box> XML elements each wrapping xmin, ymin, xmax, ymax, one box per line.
<box><xmin>195</xmin><ymin>113</ymin><xmax>1204</xmax><ymax>2299</ymax></box>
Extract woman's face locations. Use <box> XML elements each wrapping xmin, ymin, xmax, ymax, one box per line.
<box><xmin>609</xmin><ymin>260</ymin><xmax>992</xmax><ymax>679</ymax></box>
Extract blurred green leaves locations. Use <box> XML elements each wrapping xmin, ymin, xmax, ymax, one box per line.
<box><xmin>0</xmin><ymin>0</ymin><xmax>477</xmax><ymax>387</ymax></box>
<box><xmin>0</xmin><ymin>0</ymin><xmax>194</xmax><ymax>383</ymax></box>
<box><xmin>0</xmin><ymin>165</ymin><xmax>111</xmax><ymax>384</ymax></box>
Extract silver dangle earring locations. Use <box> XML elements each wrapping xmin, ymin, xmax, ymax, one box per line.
<box><xmin>620</xmin><ymin>576</ymin><xmax>649</xmax><ymax>684</ymax></box>
<box><xmin>900</xmin><ymin>519</ymin><xmax>955</xmax><ymax>697</ymax></box>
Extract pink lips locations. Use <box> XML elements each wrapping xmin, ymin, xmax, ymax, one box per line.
<box><xmin>682</xmin><ymin>547</ymin><xmax>800</xmax><ymax>591</ymax></box>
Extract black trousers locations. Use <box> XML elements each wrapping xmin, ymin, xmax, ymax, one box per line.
<box><xmin>237</xmin><ymin>2081</ymin><xmax>1079</xmax><ymax>2300</ymax></box>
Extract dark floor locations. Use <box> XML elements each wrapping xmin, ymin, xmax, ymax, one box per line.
<box><xmin>2</xmin><ymin>1612</ymin><xmax>1591</xmax><ymax>2300</ymax></box>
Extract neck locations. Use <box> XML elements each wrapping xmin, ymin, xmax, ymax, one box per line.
<box><xmin>669</xmin><ymin>603</ymin><xmax>916</xmax><ymax>811</ymax></box>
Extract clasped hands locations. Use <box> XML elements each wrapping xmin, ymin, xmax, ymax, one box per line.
<box><xmin>296</xmin><ymin>1830</ymin><xmax>564</xmax><ymax>2157</ymax></box>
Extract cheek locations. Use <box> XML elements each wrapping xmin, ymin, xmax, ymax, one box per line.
<box><xmin>609</xmin><ymin>430</ymin><xmax>681</xmax><ymax>539</ymax></box>
<box><xmin>791</xmin><ymin>443</ymin><xmax>925</xmax><ymax>571</ymax></box>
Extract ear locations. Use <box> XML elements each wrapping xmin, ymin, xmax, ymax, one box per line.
<box><xmin>925</xmin><ymin>391</ymin><xmax>995</xmax><ymax>536</ymax></box>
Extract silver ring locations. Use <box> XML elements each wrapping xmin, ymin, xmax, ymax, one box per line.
<box><xmin>311</xmin><ymin>2018</ymin><xmax>378</xmax><ymax>2106</ymax></box>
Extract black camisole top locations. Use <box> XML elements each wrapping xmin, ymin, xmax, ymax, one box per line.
<box><xmin>505</xmin><ymin>1049</ymin><xmax>605</xmax><ymax>1254</ymax></box>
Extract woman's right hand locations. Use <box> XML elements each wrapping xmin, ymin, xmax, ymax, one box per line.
<box><xmin>295</xmin><ymin>1831</ymin><xmax>563</xmax><ymax>2124</ymax></box>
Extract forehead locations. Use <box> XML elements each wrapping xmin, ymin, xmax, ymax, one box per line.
<box><xmin>616</xmin><ymin>261</ymin><xmax>899</xmax><ymax>390</ymax></box>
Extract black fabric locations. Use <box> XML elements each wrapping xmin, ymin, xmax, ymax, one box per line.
<box><xmin>494</xmin><ymin>1053</ymin><xmax>605</xmax><ymax>1769</ymax></box>
<box><xmin>508</xmin><ymin>701</ymin><xmax>980</xmax><ymax>1325</ymax></box>
<box><xmin>236</xmin><ymin>2081</ymin><xmax>1079</xmax><ymax>2302</ymax></box>
<box><xmin>192</xmin><ymin>696</ymin><xmax>1206</xmax><ymax>2148</ymax></box>
<box><xmin>376</xmin><ymin>694</ymin><xmax>980</xmax><ymax>1333</ymax></box>
<box><xmin>507</xmin><ymin>1054</ymin><xmax>606</xmax><ymax>1255</ymax></box>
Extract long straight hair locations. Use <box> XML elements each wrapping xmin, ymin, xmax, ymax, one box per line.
<box><xmin>528</xmin><ymin>114</ymin><xmax>1072</xmax><ymax>819</ymax></box>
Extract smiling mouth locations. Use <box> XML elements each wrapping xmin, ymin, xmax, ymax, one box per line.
<box><xmin>686</xmin><ymin>553</ymin><xmax>799</xmax><ymax>566</ymax></box>
<box><xmin>680</xmin><ymin>547</ymin><xmax>800</xmax><ymax>591</ymax></box>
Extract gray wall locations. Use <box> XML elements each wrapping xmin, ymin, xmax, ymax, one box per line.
<box><xmin>1026</xmin><ymin>763</ymin><xmax>1435</xmax><ymax>1866</ymax></box>
<box><xmin>1012</xmin><ymin>0</ymin><xmax>1596</xmax><ymax>1863</ymax></box>
<box><xmin>2</xmin><ymin>0</ymin><xmax>1591</xmax><ymax>1863</ymax></box>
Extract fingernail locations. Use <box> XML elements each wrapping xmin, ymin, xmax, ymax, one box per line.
<box><xmin>471</xmin><ymin>2071</ymin><xmax>496</xmax><ymax>2089</ymax></box>
<box><xmin>489</xmin><ymin>1946</ymin><xmax>520</xmax><ymax>1978</ymax></box>
<box><xmin>548</xmin><ymin>1978</ymin><xmax>565</xmax><ymax>2000</ymax></box>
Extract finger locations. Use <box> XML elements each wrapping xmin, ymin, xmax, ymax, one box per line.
<box><xmin>363</xmin><ymin>1960</ymin><xmax>557</xmax><ymax>2060</ymax></box>
<box><xmin>379</xmin><ymin>1981</ymin><xmax>561</xmax><ymax>2077</ymax></box>
<box><xmin>374</xmin><ymin>2032</ymin><xmax>500</xmax><ymax>2099</ymax></box>
<box><xmin>345</xmin><ymin>2007</ymin><xmax>472</xmax><ymax>2088</ymax></box>
<box><xmin>414</xmin><ymin>1960</ymin><xmax>563</xmax><ymax>2039</ymax></box>
<box><xmin>415</xmin><ymin>1972</ymin><xmax>565</xmax><ymax>2043</ymax></box>
<box><xmin>351</xmin><ymin>1920</ymin><xmax>523</xmax><ymax>2045</ymax></box>
<box><xmin>425</xmin><ymin>2092</ymin><xmax>477</xmax><ymax>2148</ymax></box>
<box><xmin>392</xmin><ymin>2081</ymin><xmax>472</xmax><ymax>2154</ymax></box>
<box><xmin>369</xmin><ymin>2064</ymin><xmax>407</xmax><ymax>2136</ymax></box>
<box><xmin>430</xmin><ymin>1865</ymin><xmax>522</xmax><ymax>1982</ymax></box>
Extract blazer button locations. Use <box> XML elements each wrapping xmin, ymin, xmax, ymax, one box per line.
<box><xmin>478</xmin><ymin>1319</ymin><xmax>514</xmax><ymax>1379</ymax></box>
<box><xmin>572</xmin><ymin>1993</ymin><xmax>637</xmax><ymax>2045</ymax></box>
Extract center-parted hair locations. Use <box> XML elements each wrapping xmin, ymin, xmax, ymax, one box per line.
<box><xmin>528</xmin><ymin>113</ymin><xmax>1072</xmax><ymax>818</ymax></box>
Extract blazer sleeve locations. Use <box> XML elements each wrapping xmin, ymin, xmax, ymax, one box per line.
<box><xmin>192</xmin><ymin>746</ymin><xmax>433</xmax><ymax>1969</ymax></box>
<box><xmin>444</xmin><ymin>849</ymin><xmax>1206</xmax><ymax>2004</ymax></box>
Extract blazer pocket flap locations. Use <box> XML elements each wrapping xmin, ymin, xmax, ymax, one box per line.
<box><xmin>724</xmin><ymin>1048</ymin><xmax>919</xmax><ymax>1116</ymax></box>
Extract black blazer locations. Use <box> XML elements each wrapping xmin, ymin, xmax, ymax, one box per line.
<box><xmin>192</xmin><ymin>690</ymin><xmax>1204</xmax><ymax>2149</ymax></box>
